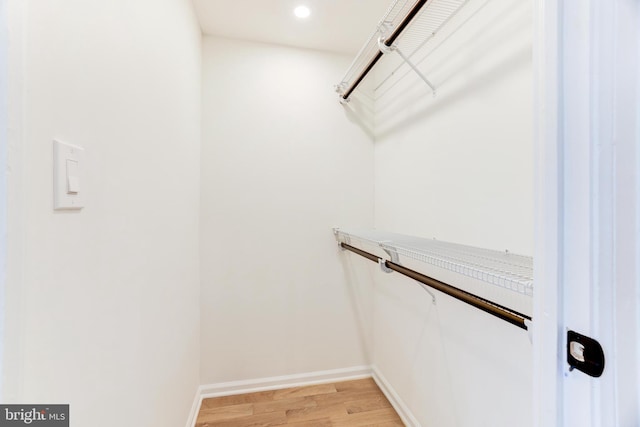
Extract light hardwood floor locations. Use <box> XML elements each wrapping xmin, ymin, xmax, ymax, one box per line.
<box><xmin>195</xmin><ymin>378</ymin><xmax>405</xmax><ymax>427</ymax></box>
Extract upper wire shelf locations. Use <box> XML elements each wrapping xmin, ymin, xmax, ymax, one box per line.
<box><xmin>336</xmin><ymin>0</ymin><xmax>468</xmax><ymax>102</ymax></box>
<box><xmin>334</xmin><ymin>228</ymin><xmax>533</xmax><ymax>296</ymax></box>
<box><xmin>336</xmin><ymin>0</ymin><xmax>417</xmax><ymax>97</ymax></box>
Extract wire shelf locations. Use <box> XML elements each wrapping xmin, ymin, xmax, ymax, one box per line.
<box><xmin>395</xmin><ymin>0</ymin><xmax>468</xmax><ymax>55</ymax></box>
<box><xmin>336</xmin><ymin>0</ymin><xmax>417</xmax><ymax>96</ymax></box>
<box><xmin>334</xmin><ymin>228</ymin><xmax>533</xmax><ymax>296</ymax></box>
<box><xmin>336</xmin><ymin>0</ymin><xmax>468</xmax><ymax>100</ymax></box>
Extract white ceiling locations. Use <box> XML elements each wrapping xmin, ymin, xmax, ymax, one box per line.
<box><xmin>193</xmin><ymin>0</ymin><xmax>392</xmax><ymax>55</ymax></box>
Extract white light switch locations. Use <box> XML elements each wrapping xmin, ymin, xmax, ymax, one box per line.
<box><xmin>66</xmin><ymin>159</ymin><xmax>79</xmax><ymax>194</ymax></box>
<box><xmin>54</xmin><ymin>140</ymin><xmax>84</xmax><ymax>210</ymax></box>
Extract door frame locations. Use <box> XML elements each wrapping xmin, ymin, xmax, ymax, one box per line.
<box><xmin>533</xmin><ymin>1</ymin><xmax>640</xmax><ymax>426</ymax></box>
<box><xmin>532</xmin><ymin>0</ymin><xmax>562</xmax><ymax>424</ymax></box>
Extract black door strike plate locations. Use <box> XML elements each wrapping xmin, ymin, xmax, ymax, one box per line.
<box><xmin>567</xmin><ymin>330</ymin><xmax>605</xmax><ymax>378</ymax></box>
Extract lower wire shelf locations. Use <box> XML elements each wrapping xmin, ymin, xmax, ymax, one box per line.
<box><xmin>334</xmin><ymin>228</ymin><xmax>533</xmax><ymax>330</ymax></box>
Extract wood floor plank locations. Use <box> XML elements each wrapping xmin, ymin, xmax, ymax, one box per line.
<box><xmin>344</xmin><ymin>396</ymin><xmax>392</xmax><ymax>415</ymax></box>
<box><xmin>332</xmin><ymin>407</ymin><xmax>404</xmax><ymax>427</ymax></box>
<box><xmin>285</xmin><ymin>417</ymin><xmax>333</xmax><ymax>427</ymax></box>
<box><xmin>197</xmin><ymin>411</ymin><xmax>287</xmax><ymax>427</ymax></box>
<box><xmin>196</xmin><ymin>403</ymin><xmax>253</xmax><ymax>424</ymax></box>
<box><xmin>195</xmin><ymin>378</ymin><xmax>404</xmax><ymax>427</ymax></box>
<box><xmin>202</xmin><ymin>390</ymin><xmax>277</xmax><ymax>409</ymax></box>
<box><xmin>285</xmin><ymin>398</ymin><xmax>348</xmax><ymax>423</ymax></box>
<box><xmin>334</xmin><ymin>378</ymin><xmax>378</xmax><ymax>392</ymax></box>
<box><xmin>313</xmin><ymin>389</ymin><xmax>387</xmax><ymax>407</ymax></box>
<box><xmin>252</xmin><ymin>396</ymin><xmax>317</xmax><ymax>415</ymax></box>
<box><xmin>272</xmin><ymin>383</ymin><xmax>337</xmax><ymax>400</ymax></box>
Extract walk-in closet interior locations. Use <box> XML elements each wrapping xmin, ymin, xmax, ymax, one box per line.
<box><xmin>1</xmin><ymin>0</ymin><xmax>561</xmax><ymax>426</ymax></box>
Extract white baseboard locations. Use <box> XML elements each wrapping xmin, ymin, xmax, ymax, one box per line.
<box><xmin>187</xmin><ymin>365</ymin><xmax>372</xmax><ymax>427</ymax></box>
<box><xmin>184</xmin><ymin>387</ymin><xmax>202</xmax><ymax>427</ymax></box>
<box><xmin>186</xmin><ymin>365</ymin><xmax>419</xmax><ymax>427</ymax></box>
<box><xmin>199</xmin><ymin>365</ymin><xmax>372</xmax><ymax>398</ymax></box>
<box><xmin>371</xmin><ymin>365</ymin><xmax>421</xmax><ymax>427</ymax></box>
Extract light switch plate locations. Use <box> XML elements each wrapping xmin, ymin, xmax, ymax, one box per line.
<box><xmin>53</xmin><ymin>140</ymin><xmax>84</xmax><ymax>210</ymax></box>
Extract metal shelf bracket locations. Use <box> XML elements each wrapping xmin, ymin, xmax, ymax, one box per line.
<box><xmin>334</xmin><ymin>83</ymin><xmax>351</xmax><ymax>104</ymax></box>
<box><xmin>416</xmin><ymin>281</ymin><xmax>437</xmax><ymax>305</ymax></box>
<box><xmin>334</xmin><ymin>227</ymin><xmax>350</xmax><ymax>250</ymax></box>
<box><xmin>379</xmin><ymin>242</ymin><xmax>398</xmax><ymax>273</ymax></box>
<box><xmin>377</xmin><ymin>35</ymin><xmax>436</xmax><ymax>95</ymax></box>
<box><xmin>380</xmin><ymin>242</ymin><xmax>436</xmax><ymax>304</ymax></box>
<box><xmin>378</xmin><ymin>258</ymin><xmax>393</xmax><ymax>273</ymax></box>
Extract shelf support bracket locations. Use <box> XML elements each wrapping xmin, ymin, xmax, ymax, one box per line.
<box><xmin>377</xmin><ymin>36</ymin><xmax>436</xmax><ymax>95</ymax></box>
<box><xmin>379</xmin><ymin>243</ymin><xmax>398</xmax><ymax>273</ymax></box>
<box><xmin>333</xmin><ymin>228</ymin><xmax>350</xmax><ymax>251</ymax></box>
<box><xmin>334</xmin><ymin>83</ymin><xmax>350</xmax><ymax>105</ymax></box>
<box><xmin>415</xmin><ymin>281</ymin><xmax>437</xmax><ymax>305</ymax></box>
<box><xmin>380</xmin><ymin>242</ymin><xmax>436</xmax><ymax>305</ymax></box>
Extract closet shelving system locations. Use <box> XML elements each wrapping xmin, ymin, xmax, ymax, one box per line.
<box><xmin>335</xmin><ymin>0</ymin><xmax>533</xmax><ymax>330</ymax></box>
<box><xmin>334</xmin><ymin>228</ymin><xmax>533</xmax><ymax>330</ymax></box>
<box><xmin>335</xmin><ymin>0</ymin><xmax>469</xmax><ymax>102</ymax></box>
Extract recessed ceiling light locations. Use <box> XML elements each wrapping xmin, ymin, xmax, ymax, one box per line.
<box><xmin>294</xmin><ymin>5</ymin><xmax>311</xmax><ymax>19</ymax></box>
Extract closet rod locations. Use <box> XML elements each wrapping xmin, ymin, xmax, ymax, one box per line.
<box><xmin>340</xmin><ymin>243</ymin><xmax>531</xmax><ymax>330</ymax></box>
<box><xmin>342</xmin><ymin>0</ymin><xmax>429</xmax><ymax>101</ymax></box>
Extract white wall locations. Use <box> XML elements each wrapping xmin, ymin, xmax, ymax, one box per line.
<box><xmin>200</xmin><ymin>37</ymin><xmax>374</xmax><ymax>384</ymax></box>
<box><xmin>0</xmin><ymin>0</ymin><xmax>7</xmax><ymax>401</ymax></box>
<box><xmin>4</xmin><ymin>1</ymin><xmax>202</xmax><ymax>426</ymax></box>
<box><xmin>363</xmin><ymin>0</ymin><xmax>534</xmax><ymax>425</ymax></box>
<box><xmin>374</xmin><ymin>0</ymin><xmax>533</xmax><ymax>255</ymax></box>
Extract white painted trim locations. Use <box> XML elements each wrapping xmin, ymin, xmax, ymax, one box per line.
<box><xmin>533</xmin><ymin>2</ymin><xmax>640</xmax><ymax>426</ymax></box>
<box><xmin>532</xmin><ymin>1</ymin><xmax>563</xmax><ymax>426</ymax></box>
<box><xmin>188</xmin><ymin>366</ymin><xmax>372</xmax><ymax>427</ymax></box>
<box><xmin>199</xmin><ymin>365</ymin><xmax>371</xmax><ymax>399</ymax></box>
<box><xmin>184</xmin><ymin>387</ymin><xmax>202</xmax><ymax>427</ymax></box>
<box><xmin>371</xmin><ymin>365</ymin><xmax>421</xmax><ymax>427</ymax></box>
